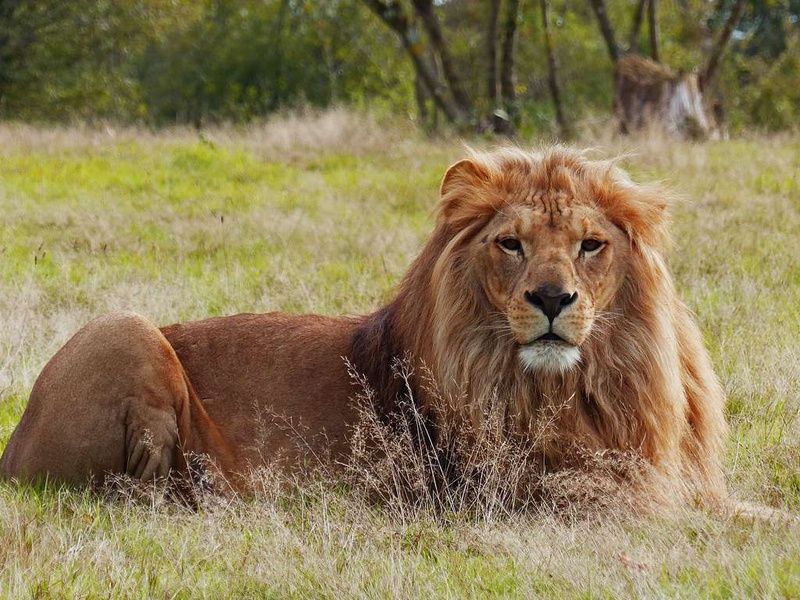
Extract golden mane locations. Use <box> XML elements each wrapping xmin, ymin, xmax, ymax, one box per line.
<box><xmin>350</xmin><ymin>146</ymin><xmax>727</xmax><ymax>503</ymax></box>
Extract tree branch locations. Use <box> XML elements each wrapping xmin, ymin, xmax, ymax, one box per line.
<box><xmin>411</xmin><ymin>0</ymin><xmax>472</xmax><ymax>115</ymax></box>
<box><xmin>628</xmin><ymin>0</ymin><xmax>647</xmax><ymax>53</ymax></box>
<box><xmin>700</xmin><ymin>0</ymin><xmax>746</xmax><ymax>89</ymax></box>
<box><xmin>648</xmin><ymin>0</ymin><xmax>660</xmax><ymax>62</ymax></box>
<box><xmin>499</xmin><ymin>0</ymin><xmax>521</xmax><ymax>128</ymax></box>
<box><xmin>487</xmin><ymin>0</ymin><xmax>500</xmax><ymax>110</ymax></box>
<box><xmin>587</xmin><ymin>0</ymin><xmax>620</xmax><ymax>64</ymax></box>
<box><xmin>541</xmin><ymin>0</ymin><xmax>568</xmax><ymax>137</ymax></box>
<box><xmin>362</xmin><ymin>0</ymin><xmax>468</xmax><ymax>124</ymax></box>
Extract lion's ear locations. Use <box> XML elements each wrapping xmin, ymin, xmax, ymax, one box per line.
<box><xmin>440</xmin><ymin>159</ymin><xmax>488</xmax><ymax>198</ymax></box>
<box><xmin>594</xmin><ymin>174</ymin><xmax>672</xmax><ymax>252</ymax></box>
<box><xmin>615</xmin><ymin>190</ymin><xmax>672</xmax><ymax>252</ymax></box>
<box><xmin>437</xmin><ymin>158</ymin><xmax>494</xmax><ymax>229</ymax></box>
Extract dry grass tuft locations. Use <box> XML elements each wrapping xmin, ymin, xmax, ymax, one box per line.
<box><xmin>343</xmin><ymin>357</ymin><xmax>670</xmax><ymax>525</ymax></box>
<box><xmin>232</xmin><ymin>107</ymin><xmax>417</xmax><ymax>163</ymax></box>
<box><xmin>0</xmin><ymin>107</ymin><xmax>417</xmax><ymax>162</ymax></box>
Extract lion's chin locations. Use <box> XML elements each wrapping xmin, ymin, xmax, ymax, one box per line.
<box><xmin>518</xmin><ymin>342</ymin><xmax>581</xmax><ymax>374</ymax></box>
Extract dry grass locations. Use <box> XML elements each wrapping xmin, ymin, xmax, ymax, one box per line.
<box><xmin>0</xmin><ymin>111</ymin><xmax>798</xmax><ymax>597</ymax></box>
<box><xmin>0</xmin><ymin>108</ymin><xmax>419</xmax><ymax>160</ymax></box>
<box><xmin>343</xmin><ymin>357</ymin><xmax>670</xmax><ymax>526</ymax></box>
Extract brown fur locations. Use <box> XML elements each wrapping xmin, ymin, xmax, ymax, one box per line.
<box><xmin>0</xmin><ymin>147</ymin><xmax>727</xmax><ymax>505</ymax></box>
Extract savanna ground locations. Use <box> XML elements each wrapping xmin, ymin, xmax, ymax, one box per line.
<box><xmin>0</xmin><ymin>110</ymin><xmax>798</xmax><ymax>597</ymax></box>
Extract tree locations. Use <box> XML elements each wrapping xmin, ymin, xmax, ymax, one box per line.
<box><xmin>411</xmin><ymin>0</ymin><xmax>471</xmax><ymax>113</ymax></box>
<box><xmin>647</xmin><ymin>0</ymin><xmax>660</xmax><ymax>62</ymax></box>
<box><xmin>0</xmin><ymin>0</ymin><xmax>25</xmax><ymax>102</ymax></box>
<box><xmin>588</xmin><ymin>0</ymin><xmax>747</xmax><ymax>137</ymax></box>
<box><xmin>498</xmin><ymin>0</ymin><xmax>521</xmax><ymax>132</ymax></box>
<box><xmin>0</xmin><ymin>0</ymin><xmax>159</xmax><ymax>121</ymax></box>
<box><xmin>587</xmin><ymin>0</ymin><xmax>620</xmax><ymax>64</ymax></box>
<box><xmin>0</xmin><ymin>0</ymin><xmax>795</xmax><ymax>132</ymax></box>
<box><xmin>628</xmin><ymin>0</ymin><xmax>646</xmax><ymax>54</ymax></box>
<box><xmin>700</xmin><ymin>0</ymin><xmax>747</xmax><ymax>89</ymax></box>
<box><xmin>365</xmin><ymin>0</ymin><xmax>528</xmax><ymax>134</ymax></box>
<box><xmin>486</xmin><ymin>0</ymin><xmax>501</xmax><ymax>127</ymax></box>
<box><xmin>363</xmin><ymin>0</ymin><xmax>471</xmax><ymax>125</ymax></box>
<box><xmin>485</xmin><ymin>0</ymin><xmax>521</xmax><ymax>134</ymax></box>
<box><xmin>717</xmin><ymin>0</ymin><xmax>800</xmax><ymax>131</ymax></box>
<box><xmin>540</xmin><ymin>0</ymin><xmax>568</xmax><ymax>137</ymax></box>
<box><xmin>614</xmin><ymin>54</ymin><xmax>713</xmax><ymax>138</ymax></box>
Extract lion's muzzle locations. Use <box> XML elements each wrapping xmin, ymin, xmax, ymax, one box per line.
<box><xmin>513</xmin><ymin>285</ymin><xmax>586</xmax><ymax>374</ymax></box>
<box><xmin>524</xmin><ymin>285</ymin><xmax>578</xmax><ymax>324</ymax></box>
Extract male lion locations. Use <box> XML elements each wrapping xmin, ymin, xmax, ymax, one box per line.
<box><xmin>0</xmin><ymin>147</ymin><xmax>727</xmax><ymax>506</ymax></box>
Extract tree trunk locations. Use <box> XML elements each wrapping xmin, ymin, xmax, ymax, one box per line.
<box><xmin>0</xmin><ymin>0</ymin><xmax>25</xmax><ymax>103</ymax></box>
<box><xmin>499</xmin><ymin>0</ymin><xmax>521</xmax><ymax>131</ymax></box>
<box><xmin>614</xmin><ymin>54</ymin><xmax>714</xmax><ymax>139</ymax></box>
<box><xmin>628</xmin><ymin>0</ymin><xmax>647</xmax><ymax>53</ymax></box>
<box><xmin>540</xmin><ymin>0</ymin><xmax>568</xmax><ymax>138</ymax></box>
<box><xmin>648</xmin><ymin>0</ymin><xmax>660</xmax><ymax>62</ymax></box>
<box><xmin>268</xmin><ymin>0</ymin><xmax>291</xmax><ymax>111</ymax></box>
<box><xmin>414</xmin><ymin>65</ymin><xmax>430</xmax><ymax>127</ymax></box>
<box><xmin>587</xmin><ymin>0</ymin><xmax>620</xmax><ymax>64</ymax></box>
<box><xmin>700</xmin><ymin>0</ymin><xmax>746</xmax><ymax>89</ymax></box>
<box><xmin>363</xmin><ymin>0</ymin><xmax>468</xmax><ymax>124</ymax></box>
<box><xmin>487</xmin><ymin>0</ymin><xmax>500</xmax><ymax>114</ymax></box>
<box><xmin>411</xmin><ymin>0</ymin><xmax>472</xmax><ymax>116</ymax></box>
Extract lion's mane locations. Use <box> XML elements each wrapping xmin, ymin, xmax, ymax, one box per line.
<box><xmin>350</xmin><ymin>147</ymin><xmax>727</xmax><ymax>503</ymax></box>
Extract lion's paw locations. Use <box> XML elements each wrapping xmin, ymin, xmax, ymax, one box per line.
<box><xmin>124</xmin><ymin>400</ymin><xmax>179</xmax><ymax>481</ymax></box>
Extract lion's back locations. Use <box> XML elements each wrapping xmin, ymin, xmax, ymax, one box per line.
<box><xmin>161</xmin><ymin>312</ymin><xmax>362</xmax><ymax>467</ymax></box>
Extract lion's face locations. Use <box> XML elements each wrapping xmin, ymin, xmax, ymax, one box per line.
<box><xmin>471</xmin><ymin>200</ymin><xmax>630</xmax><ymax>373</ymax></box>
<box><xmin>437</xmin><ymin>151</ymin><xmax>657</xmax><ymax>375</ymax></box>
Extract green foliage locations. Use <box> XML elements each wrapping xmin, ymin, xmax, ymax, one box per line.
<box><xmin>0</xmin><ymin>0</ymin><xmax>152</xmax><ymax>121</ymax></box>
<box><xmin>137</xmin><ymin>0</ymin><xmax>411</xmax><ymax>124</ymax></box>
<box><xmin>546</xmin><ymin>1</ymin><xmax>615</xmax><ymax>121</ymax></box>
<box><xmin>0</xmin><ymin>0</ymin><xmax>413</xmax><ymax>125</ymax></box>
<box><xmin>721</xmin><ymin>29</ymin><xmax>800</xmax><ymax>131</ymax></box>
<box><xmin>0</xmin><ymin>0</ymin><xmax>797</xmax><ymax>131</ymax></box>
<box><xmin>724</xmin><ymin>0</ymin><xmax>800</xmax><ymax>58</ymax></box>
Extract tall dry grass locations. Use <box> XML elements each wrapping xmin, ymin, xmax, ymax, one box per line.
<box><xmin>342</xmin><ymin>357</ymin><xmax>671</xmax><ymax>526</ymax></box>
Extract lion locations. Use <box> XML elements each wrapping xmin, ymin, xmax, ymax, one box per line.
<box><xmin>0</xmin><ymin>147</ymin><xmax>727</xmax><ymax>507</ymax></box>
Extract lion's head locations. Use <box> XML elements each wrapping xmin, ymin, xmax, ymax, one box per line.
<box><xmin>352</xmin><ymin>146</ymin><xmax>726</xmax><ymax>503</ymax></box>
<box><xmin>444</xmin><ymin>159</ymin><xmax>623</xmax><ymax>373</ymax></box>
<box><xmin>434</xmin><ymin>148</ymin><xmax>669</xmax><ymax>376</ymax></box>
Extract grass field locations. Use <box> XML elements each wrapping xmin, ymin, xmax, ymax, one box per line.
<box><xmin>0</xmin><ymin>111</ymin><xmax>798</xmax><ymax>597</ymax></box>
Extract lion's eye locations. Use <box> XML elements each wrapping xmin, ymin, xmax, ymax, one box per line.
<box><xmin>498</xmin><ymin>238</ymin><xmax>522</xmax><ymax>253</ymax></box>
<box><xmin>580</xmin><ymin>239</ymin><xmax>604</xmax><ymax>253</ymax></box>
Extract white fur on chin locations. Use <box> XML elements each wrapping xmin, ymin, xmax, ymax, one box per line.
<box><xmin>518</xmin><ymin>343</ymin><xmax>581</xmax><ymax>374</ymax></box>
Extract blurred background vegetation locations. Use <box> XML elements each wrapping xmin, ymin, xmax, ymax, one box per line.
<box><xmin>0</xmin><ymin>0</ymin><xmax>797</xmax><ymax>134</ymax></box>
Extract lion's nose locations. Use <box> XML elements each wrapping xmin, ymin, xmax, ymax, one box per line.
<box><xmin>525</xmin><ymin>286</ymin><xmax>578</xmax><ymax>323</ymax></box>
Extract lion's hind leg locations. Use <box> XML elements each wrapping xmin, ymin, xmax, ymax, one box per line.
<box><xmin>0</xmin><ymin>311</ymin><xmax>194</xmax><ymax>488</ymax></box>
<box><xmin>124</xmin><ymin>392</ymin><xmax>183</xmax><ymax>481</ymax></box>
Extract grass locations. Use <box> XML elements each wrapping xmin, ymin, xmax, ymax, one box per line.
<box><xmin>0</xmin><ymin>111</ymin><xmax>798</xmax><ymax>597</ymax></box>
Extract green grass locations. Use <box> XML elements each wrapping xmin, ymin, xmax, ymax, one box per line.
<box><xmin>0</xmin><ymin>113</ymin><xmax>798</xmax><ymax>597</ymax></box>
